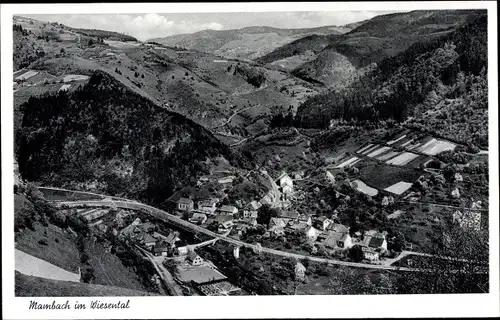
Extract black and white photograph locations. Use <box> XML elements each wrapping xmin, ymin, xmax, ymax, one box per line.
<box><xmin>2</xmin><ymin>2</ymin><xmax>499</xmax><ymax>319</ymax></box>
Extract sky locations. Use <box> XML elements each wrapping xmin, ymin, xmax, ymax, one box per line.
<box><xmin>25</xmin><ymin>11</ymin><xmax>404</xmax><ymax>41</ymax></box>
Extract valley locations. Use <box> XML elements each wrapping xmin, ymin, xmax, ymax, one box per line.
<box><xmin>12</xmin><ymin>9</ymin><xmax>490</xmax><ymax>297</ymax></box>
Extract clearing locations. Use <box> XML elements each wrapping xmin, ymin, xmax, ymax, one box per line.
<box><xmin>352</xmin><ymin>179</ymin><xmax>378</xmax><ymax>197</ymax></box>
<box><xmin>384</xmin><ymin>181</ymin><xmax>413</xmax><ymax>195</ymax></box>
<box><xmin>15</xmin><ymin>249</ymin><xmax>80</xmax><ymax>282</ymax></box>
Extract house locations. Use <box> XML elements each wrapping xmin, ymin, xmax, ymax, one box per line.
<box><xmin>242</xmin><ymin>217</ymin><xmax>258</xmax><ymax>227</ymax></box>
<box><xmin>153</xmin><ymin>242</ymin><xmax>170</xmax><ymax>256</ymax></box>
<box><xmin>218</xmin><ymin>176</ymin><xmax>235</xmax><ymax>185</ymax></box>
<box><xmin>269</xmin><ymin>226</ymin><xmax>285</xmax><ymax>236</ymax></box>
<box><xmin>186</xmin><ymin>252</ymin><xmax>204</xmax><ymax>266</ymax></box>
<box><xmin>189</xmin><ymin>211</ymin><xmax>208</xmax><ymax>224</ymax></box>
<box><xmin>218</xmin><ymin>205</ymin><xmax>238</xmax><ymax>216</ymax></box>
<box><xmin>279</xmin><ymin>210</ymin><xmax>300</xmax><ymax>224</ymax></box>
<box><xmin>288</xmin><ymin>222</ymin><xmax>309</xmax><ymax>232</ymax></box>
<box><xmin>368</xmin><ymin>233</ymin><xmax>387</xmax><ymax>251</ymax></box>
<box><xmin>268</xmin><ymin>217</ymin><xmax>287</xmax><ymax>229</ymax></box>
<box><xmin>277</xmin><ymin>172</ymin><xmax>293</xmax><ymax>191</ymax></box>
<box><xmin>197</xmin><ymin>198</ymin><xmax>218</xmax><ymax>215</ymax></box>
<box><xmin>215</xmin><ymin>215</ymin><xmax>234</xmax><ymax>233</ymax></box>
<box><xmin>328</xmin><ymin>223</ymin><xmax>350</xmax><ymax>234</ymax></box>
<box><xmin>323</xmin><ymin>231</ymin><xmax>353</xmax><ymax>250</ymax></box>
<box><xmin>142</xmin><ymin>233</ymin><xmax>157</xmax><ymax>249</ymax></box>
<box><xmin>243</xmin><ymin>200</ymin><xmax>261</xmax><ymax>218</ymax></box>
<box><xmin>305</xmin><ymin>226</ymin><xmax>320</xmax><ymax>242</ymax></box>
<box><xmin>362</xmin><ymin>246</ymin><xmax>380</xmax><ymax>261</ymax></box>
<box><xmin>177</xmin><ymin>197</ymin><xmax>194</xmax><ymax>212</ymax></box>
<box><xmin>313</xmin><ymin>216</ymin><xmax>332</xmax><ymax>231</ymax></box>
<box><xmin>298</xmin><ymin>214</ymin><xmax>312</xmax><ymax>226</ymax></box>
<box><xmin>177</xmin><ymin>246</ymin><xmax>189</xmax><ymax>255</ymax></box>
<box><xmin>157</xmin><ymin>232</ymin><xmax>180</xmax><ymax>247</ymax></box>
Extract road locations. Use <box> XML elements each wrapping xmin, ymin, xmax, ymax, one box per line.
<box><xmin>53</xmin><ymin>198</ymin><xmax>437</xmax><ymax>273</ymax></box>
<box><xmin>211</xmin><ymin>105</ymin><xmax>258</xmax><ymax>129</ymax></box>
<box><xmin>397</xmin><ymin>200</ymin><xmax>488</xmax><ymax>212</ymax></box>
<box><xmin>135</xmin><ymin>246</ymin><xmax>184</xmax><ymax>296</ymax></box>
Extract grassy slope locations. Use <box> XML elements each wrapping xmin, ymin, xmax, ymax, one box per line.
<box><xmin>15</xmin><ymin>221</ymin><xmax>81</xmax><ymax>273</ymax></box>
<box><xmin>15</xmin><ymin>272</ymin><xmax>155</xmax><ymax>297</ymax></box>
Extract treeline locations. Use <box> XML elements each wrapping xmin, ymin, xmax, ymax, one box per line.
<box><xmin>294</xmin><ymin>16</ymin><xmax>487</xmax><ymax>147</ymax></box>
<box><xmin>68</xmin><ymin>28</ymin><xmax>137</xmax><ymax>42</ymax></box>
<box><xmin>16</xmin><ymin>72</ymin><xmax>248</xmax><ymax>206</ymax></box>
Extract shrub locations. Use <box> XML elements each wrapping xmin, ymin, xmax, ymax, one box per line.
<box><xmin>38</xmin><ymin>239</ymin><xmax>48</xmax><ymax>246</ymax></box>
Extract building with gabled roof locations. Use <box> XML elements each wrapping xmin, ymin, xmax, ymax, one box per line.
<box><xmin>218</xmin><ymin>205</ymin><xmax>238</xmax><ymax>215</ymax></box>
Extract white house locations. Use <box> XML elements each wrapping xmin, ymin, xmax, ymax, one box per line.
<box><xmin>189</xmin><ymin>211</ymin><xmax>208</xmax><ymax>224</ymax></box>
<box><xmin>277</xmin><ymin>172</ymin><xmax>294</xmax><ymax>196</ymax></box>
<box><xmin>243</xmin><ymin>200</ymin><xmax>261</xmax><ymax>218</ymax></box>
<box><xmin>314</xmin><ymin>216</ymin><xmax>332</xmax><ymax>231</ymax></box>
<box><xmin>177</xmin><ymin>197</ymin><xmax>194</xmax><ymax>212</ymax></box>
<box><xmin>187</xmin><ymin>252</ymin><xmax>204</xmax><ymax>266</ymax></box>
<box><xmin>218</xmin><ymin>205</ymin><xmax>238</xmax><ymax>216</ymax></box>
<box><xmin>218</xmin><ymin>176</ymin><xmax>235</xmax><ymax>185</ymax></box>
<box><xmin>304</xmin><ymin>226</ymin><xmax>320</xmax><ymax>242</ymax></box>
<box><xmin>197</xmin><ymin>198</ymin><xmax>218</xmax><ymax>215</ymax></box>
<box><xmin>362</xmin><ymin>247</ymin><xmax>380</xmax><ymax>261</ymax></box>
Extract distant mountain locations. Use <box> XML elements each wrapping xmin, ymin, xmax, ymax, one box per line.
<box><xmin>258</xmin><ymin>10</ymin><xmax>486</xmax><ymax>86</ymax></box>
<box><xmin>295</xmin><ymin>15</ymin><xmax>488</xmax><ymax>149</ymax></box>
<box><xmin>148</xmin><ymin>25</ymin><xmax>353</xmax><ymax>60</ymax></box>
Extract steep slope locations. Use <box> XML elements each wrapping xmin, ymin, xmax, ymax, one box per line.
<box><xmin>16</xmin><ymin>272</ymin><xmax>156</xmax><ymax>297</ymax></box>
<box><xmin>149</xmin><ymin>25</ymin><xmax>352</xmax><ymax>60</ymax></box>
<box><xmin>295</xmin><ymin>15</ymin><xmax>487</xmax><ymax>149</ymax></box>
<box><xmin>259</xmin><ymin>10</ymin><xmax>485</xmax><ymax>86</ymax></box>
<box><xmin>15</xmin><ymin>72</ymin><xmax>244</xmax><ymax>204</ymax></box>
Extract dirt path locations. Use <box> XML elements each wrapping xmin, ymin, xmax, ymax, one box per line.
<box><xmin>15</xmin><ymin>249</ymin><xmax>80</xmax><ymax>282</ymax></box>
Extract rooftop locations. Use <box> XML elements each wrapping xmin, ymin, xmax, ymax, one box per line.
<box><xmin>219</xmin><ymin>205</ymin><xmax>237</xmax><ymax>212</ymax></box>
<box><xmin>178</xmin><ymin>197</ymin><xmax>193</xmax><ymax>204</ymax></box>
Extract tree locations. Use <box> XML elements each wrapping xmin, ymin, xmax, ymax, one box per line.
<box><xmin>348</xmin><ymin>245</ymin><xmax>364</xmax><ymax>262</ymax></box>
<box><xmin>256</xmin><ymin>204</ymin><xmax>279</xmax><ymax>226</ymax></box>
<box><xmin>397</xmin><ymin>222</ymin><xmax>488</xmax><ymax>293</ymax></box>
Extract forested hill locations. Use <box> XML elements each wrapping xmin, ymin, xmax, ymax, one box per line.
<box><xmin>16</xmin><ymin>72</ymin><xmax>246</xmax><ymax>205</ymax></box>
<box><xmin>295</xmin><ymin>15</ymin><xmax>488</xmax><ymax>149</ymax></box>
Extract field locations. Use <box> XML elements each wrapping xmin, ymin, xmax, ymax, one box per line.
<box><xmin>384</xmin><ymin>181</ymin><xmax>413</xmax><ymax>195</ymax></box>
<box><xmin>385</xmin><ymin>152</ymin><xmax>420</xmax><ymax>166</ymax></box>
<box><xmin>356</xmin><ymin>160</ymin><xmax>422</xmax><ymax>190</ymax></box>
<box><xmin>15</xmin><ymin>222</ymin><xmax>81</xmax><ymax>273</ymax></box>
<box><xmin>352</xmin><ymin>179</ymin><xmax>378</xmax><ymax>196</ymax></box>
<box><xmin>416</xmin><ymin>138</ymin><xmax>457</xmax><ymax>155</ymax></box>
<box><xmin>15</xmin><ymin>249</ymin><xmax>80</xmax><ymax>282</ymax></box>
<box><xmin>15</xmin><ymin>272</ymin><xmax>155</xmax><ymax>297</ymax></box>
<box><xmin>38</xmin><ymin>188</ymin><xmax>105</xmax><ymax>201</ymax></box>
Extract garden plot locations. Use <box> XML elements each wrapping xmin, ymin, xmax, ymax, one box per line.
<box><xmin>360</xmin><ymin>144</ymin><xmax>380</xmax><ymax>155</ymax></box>
<box><xmin>366</xmin><ymin>146</ymin><xmax>392</xmax><ymax>158</ymax></box>
<box><xmin>387</xmin><ymin>134</ymin><xmax>407</xmax><ymax>145</ymax></box>
<box><xmin>63</xmin><ymin>74</ymin><xmax>89</xmax><ymax>83</ymax></box>
<box><xmin>384</xmin><ymin>181</ymin><xmax>413</xmax><ymax>195</ymax></box>
<box><xmin>356</xmin><ymin>143</ymin><xmax>374</xmax><ymax>154</ymax></box>
<box><xmin>15</xmin><ymin>70</ymin><xmax>38</xmax><ymax>81</ymax></box>
<box><xmin>376</xmin><ymin>151</ymin><xmax>400</xmax><ymax>161</ymax></box>
<box><xmin>416</xmin><ymin>138</ymin><xmax>456</xmax><ymax>156</ymax></box>
<box><xmin>386</xmin><ymin>152</ymin><xmax>419</xmax><ymax>166</ymax></box>
<box><xmin>335</xmin><ymin>156</ymin><xmax>359</xmax><ymax>168</ymax></box>
<box><xmin>352</xmin><ymin>180</ymin><xmax>378</xmax><ymax>196</ymax></box>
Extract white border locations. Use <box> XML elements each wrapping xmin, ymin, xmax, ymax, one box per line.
<box><xmin>1</xmin><ymin>2</ymin><xmax>499</xmax><ymax>319</ymax></box>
